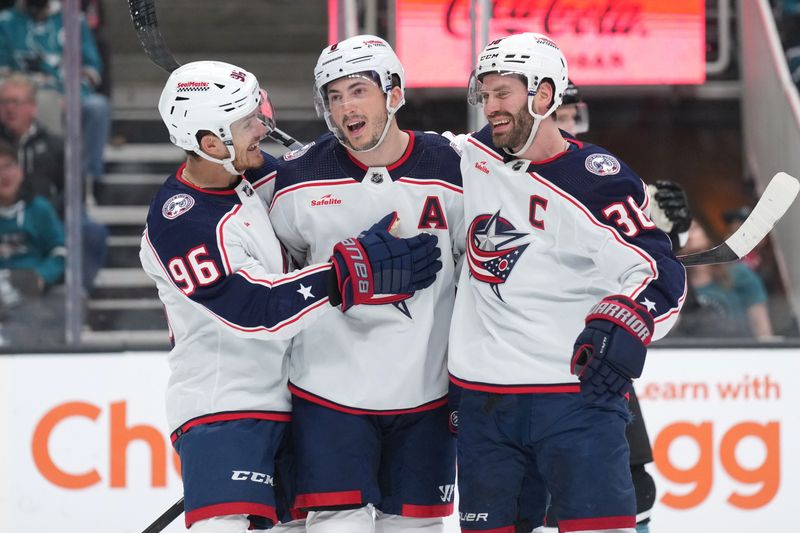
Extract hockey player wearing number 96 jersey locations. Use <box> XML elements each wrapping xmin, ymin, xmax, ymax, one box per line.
<box><xmin>269</xmin><ymin>35</ymin><xmax>464</xmax><ymax>533</ymax></box>
<box><xmin>140</xmin><ymin>61</ymin><xmax>442</xmax><ymax>533</ymax></box>
<box><xmin>449</xmin><ymin>34</ymin><xmax>686</xmax><ymax>533</ymax></box>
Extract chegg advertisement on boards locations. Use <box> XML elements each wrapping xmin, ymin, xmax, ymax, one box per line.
<box><xmin>1</xmin><ymin>349</ymin><xmax>798</xmax><ymax>533</ymax></box>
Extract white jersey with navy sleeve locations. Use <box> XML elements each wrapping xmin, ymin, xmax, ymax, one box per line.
<box><xmin>140</xmin><ymin>158</ymin><xmax>333</xmax><ymax>432</ymax></box>
<box><xmin>269</xmin><ymin>131</ymin><xmax>465</xmax><ymax>412</ymax></box>
<box><xmin>449</xmin><ymin>126</ymin><xmax>686</xmax><ymax>392</ymax></box>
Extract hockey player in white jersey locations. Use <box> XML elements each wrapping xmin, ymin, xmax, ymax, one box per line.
<box><xmin>449</xmin><ymin>34</ymin><xmax>686</xmax><ymax>533</ymax></box>
<box><xmin>543</xmin><ymin>80</ymin><xmax>692</xmax><ymax>533</ymax></box>
<box><xmin>140</xmin><ymin>60</ymin><xmax>442</xmax><ymax>533</ymax></box>
<box><xmin>268</xmin><ymin>36</ymin><xmax>464</xmax><ymax>533</ymax></box>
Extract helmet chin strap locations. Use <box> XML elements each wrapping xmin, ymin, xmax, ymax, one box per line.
<box><xmin>503</xmin><ymin>95</ymin><xmax>557</xmax><ymax>158</ymax></box>
<box><xmin>192</xmin><ymin>145</ymin><xmax>240</xmax><ymax>176</ymax></box>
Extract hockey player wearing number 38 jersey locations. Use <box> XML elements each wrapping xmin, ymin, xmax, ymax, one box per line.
<box><xmin>449</xmin><ymin>34</ymin><xmax>686</xmax><ymax>533</ymax></box>
<box><xmin>269</xmin><ymin>36</ymin><xmax>464</xmax><ymax>533</ymax></box>
<box><xmin>139</xmin><ymin>61</ymin><xmax>442</xmax><ymax>533</ymax></box>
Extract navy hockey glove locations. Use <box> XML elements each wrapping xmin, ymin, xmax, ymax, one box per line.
<box><xmin>570</xmin><ymin>295</ymin><xmax>654</xmax><ymax>401</ymax></box>
<box><xmin>653</xmin><ymin>180</ymin><xmax>691</xmax><ymax>250</ymax></box>
<box><xmin>329</xmin><ymin>213</ymin><xmax>442</xmax><ymax>312</ymax></box>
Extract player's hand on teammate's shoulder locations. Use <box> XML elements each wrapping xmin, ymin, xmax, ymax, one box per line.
<box><xmin>328</xmin><ymin>212</ymin><xmax>442</xmax><ymax>312</ymax></box>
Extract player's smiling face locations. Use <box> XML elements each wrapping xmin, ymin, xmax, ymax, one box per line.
<box><xmin>229</xmin><ymin>107</ymin><xmax>267</xmax><ymax>171</ymax></box>
<box><xmin>326</xmin><ymin>75</ymin><xmax>389</xmax><ymax>151</ymax></box>
<box><xmin>479</xmin><ymin>73</ymin><xmax>534</xmax><ymax>153</ymax></box>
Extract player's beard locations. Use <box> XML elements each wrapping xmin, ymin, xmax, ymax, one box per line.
<box><xmin>340</xmin><ymin>112</ymin><xmax>386</xmax><ymax>152</ymax></box>
<box><xmin>491</xmin><ymin>107</ymin><xmax>534</xmax><ymax>153</ymax></box>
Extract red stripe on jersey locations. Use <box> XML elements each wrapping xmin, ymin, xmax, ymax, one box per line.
<box><xmin>270</xmin><ymin>178</ymin><xmax>358</xmax><ymax>211</ymax></box>
<box><xmin>251</xmin><ymin>170</ymin><xmax>277</xmax><ymax>189</ymax></box>
<box><xmin>237</xmin><ymin>262</ymin><xmax>330</xmax><ymax>287</ymax></box>
<box><xmin>185</xmin><ymin>502</ymin><xmax>277</xmax><ymax>528</ymax></box>
<box><xmin>345</xmin><ymin>130</ymin><xmax>416</xmax><ymax>171</ymax></box>
<box><xmin>655</xmin><ymin>282</ymin><xmax>687</xmax><ymax>324</ymax></box>
<box><xmin>641</xmin><ymin>180</ymin><xmax>651</xmax><ymax>211</ymax></box>
<box><xmin>461</xmin><ymin>526</ymin><xmax>515</xmax><ymax>533</ymax></box>
<box><xmin>211</xmin><ymin>297</ymin><xmax>330</xmax><ymax>334</ymax></box>
<box><xmin>401</xmin><ymin>503</ymin><xmax>454</xmax><ymax>518</ymax></box>
<box><xmin>144</xmin><ymin>229</ymin><xmax>330</xmax><ymax>334</ymax></box>
<box><xmin>289</xmin><ymin>383</ymin><xmax>448</xmax><ymax>415</ymax></box>
<box><xmin>295</xmin><ymin>490</ymin><xmax>363</xmax><ymax>509</ymax></box>
<box><xmin>396</xmin><ymin>177</ymin><xmax>463</xmax><ymax>194</ymax></box>
<box><xmin>400</xmin><ymin>503</ymin><xmax>453</xmax><ymax>518</ymax></box>
<box><xmin>387</xmin><ymin>130</ymin><xmax>416</xmax><ymax>170</ymax></box>
<box><xmin>566</xmin><ymin>137</ymin><xmax>584</xmax><ymax>150</ymax></box>
<box><xmin>527</xmin><ymin>171</ymin><xmax>658</xmax><ymax>300</ymax></box>
<box><xmin>176</xmin><ymin>164</ymin><xmax>238</xmax><ymax>195</ymax></box>
<box><xmin>217</xmin><ymin>204</ymin><xmax>241</xmax><ymax>274</ymax></box>
<box><xmin>450</xmin><ymin>375</ymin><xmax>581</xmax><ymax>394</ymax></box>
<box><xmin>558</xmin><ymin>515</ymin><xmax>636</xmax><ymax>532</ymax></box>
<box><xmin>171</xmin><ymin>411</ymin><xmax>291</xmax><ymax>442</ymax></box>
<box><xmin>467</xmin><ymin>136</ymin><xmax>504</xmax><ymax>161</ymax></box>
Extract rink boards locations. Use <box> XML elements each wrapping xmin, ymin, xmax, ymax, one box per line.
<box><xmin>0</xmin><ymin>348</ymin><xmax>796</xmax><ymax>533</ymax></box>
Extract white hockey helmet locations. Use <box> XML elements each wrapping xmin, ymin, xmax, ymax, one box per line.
<box><xmin>313</xmin><ymin>34</ymin><xmax>405</xmax><ymax>152</ymax></box>
<box><xmin>468</xmin><ymin>33</ymin><xmax>569</xmax><ymax>156</ymax></box>
<box><xmin>158</xmin><ymin>61</ymin><xmax>275</xmax><ymax>174</ymax></box>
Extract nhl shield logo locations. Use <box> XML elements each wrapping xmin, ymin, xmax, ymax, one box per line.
<box><xmin>585</xmin><ymin>153</ymin><xmax>621</xmax><ymax>176</ymax></box>
<box><xmin>162</xmin><ymin>193</ymin><xmax>195</xmax><ymax>220</ymax></box>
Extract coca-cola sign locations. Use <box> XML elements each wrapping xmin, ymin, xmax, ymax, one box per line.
<box><xmin>329</xmin><ymin>0</ymin><xmax>705</xmax><ymax>87</ymax></box>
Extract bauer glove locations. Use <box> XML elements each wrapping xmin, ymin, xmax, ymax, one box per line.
<box><xmin>328</xmin><ymin>212</ymin><xmax>442</xmax><ymax>312</ymax></box>
<box><xmin>570</xmin><ymin>295</ymin><xmax>654</xmax><ymax>401</ymax></box>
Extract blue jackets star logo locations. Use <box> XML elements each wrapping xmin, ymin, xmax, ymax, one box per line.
<box><xmin>466</xmin><ymin>210</ymin><xmax>529</xmax><ymax>300</ymax></box>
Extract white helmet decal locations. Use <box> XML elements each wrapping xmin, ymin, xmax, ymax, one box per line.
<box><xmin>313</xmin><ymin>35</ymin><xmax>406</xmax><ymax>152</ymax></box>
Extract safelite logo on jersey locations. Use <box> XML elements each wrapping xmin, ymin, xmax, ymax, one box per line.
<box><xmin>310</xmin><ymin>193</ymin><xmax>343</xmax><ymax>207</ymax></box>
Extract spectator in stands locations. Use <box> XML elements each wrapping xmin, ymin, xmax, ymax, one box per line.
<box><xmin>773</xmin><ymin>0</ymin><xmax>800</xmax><ymax>88</ymax></box>
<box><xmin>0</xmin><ymin>139</ymin><xmax>65</xmax><ymax>346</ymax></box>
<box><xmin>681</xmin><ymin>220</ymin><xmax>774</xmax><ymax>339</ymax></box>
<box><xmin>81</xmin><ymin>0</ymin><xmax>111</xmax><ymax>98</ymax></box>
<box><xmin>0</xmin><ymin>0</ymin><xmax>111</xmax><ymax>199</ymax></box>
<box><xmin>0</xmin><ymin>73</ymin><xmax>107</xmax><ymax>291</ymax></box>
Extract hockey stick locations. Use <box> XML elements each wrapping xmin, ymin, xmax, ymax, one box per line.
<box><xmin>126</xmin><ymin>0</ymin><xmax>303</xmax><ymax>150</ymax></box>
<box><xmin>141</xmin><ymin>497</ymin><xmax>183</xmax><ymax>533</ymax></box>
<box><xmin>678</xmin><ymin>172</ymin><xmax>799</xmax><ymax>266</ymax></box>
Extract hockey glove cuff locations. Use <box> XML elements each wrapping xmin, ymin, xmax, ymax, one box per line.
<box><xmin>329</xmin><ymin>213</ymin><xmax>443</xmax><ymax>312</ymax></box>
<box><xmin>570</xmin><ymin>295</ymin><xmax>654</xmax><ymax>401</ymax></box>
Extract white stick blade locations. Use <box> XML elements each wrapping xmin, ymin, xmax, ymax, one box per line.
<box><xmin>724</xmin><ymin>172</ymin><xmax>800</xmax><ymax>258</ymax></box>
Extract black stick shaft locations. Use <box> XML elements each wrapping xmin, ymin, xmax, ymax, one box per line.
<box><xmin>142</xmin><ymin>497</ymin><xmax>184</xmax><ymax>533</ymax></box>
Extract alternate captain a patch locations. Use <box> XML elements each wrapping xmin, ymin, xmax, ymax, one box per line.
<box><xmin>162</xmin><ymin>193</ymin><xmax>195</xmax><ymax>219</ymax></box>
<box><xmin>466</xmin><ymin>210</ymin><xmax>529</xmax><ymax>301</ymax></box>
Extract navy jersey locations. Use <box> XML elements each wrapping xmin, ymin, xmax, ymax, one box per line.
<box><xmin>270</xmin><ymin>131</ymin><xmax>465</xmax><ymax>412</ymax></box>
<box><xmin>449</xmin><ymin>126</ymin><xmax>686</xmax><ymax>392</ymax></box>
<box><xmin>140</xmin><ymin>156</ymin><xmax>333</xmax><ymax>431</ymax></box>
